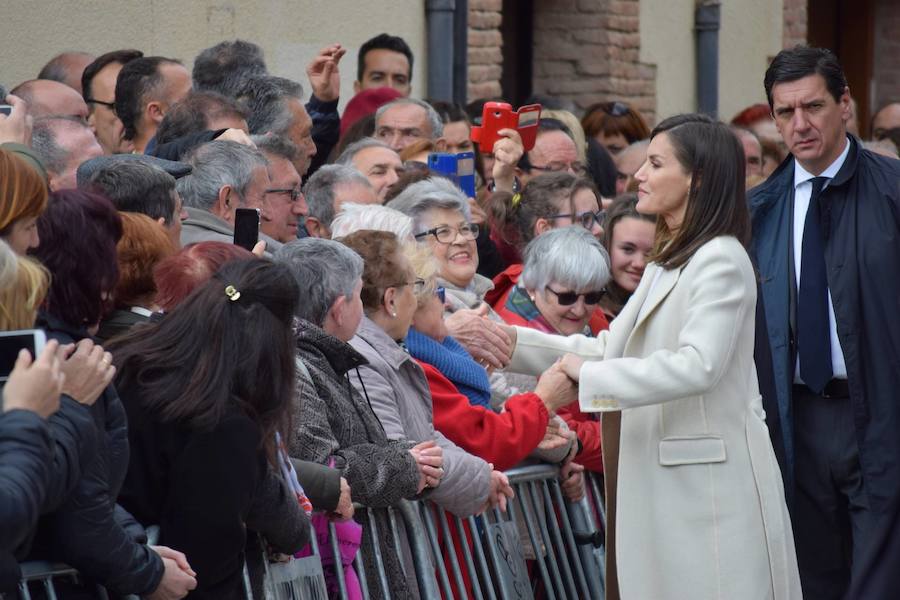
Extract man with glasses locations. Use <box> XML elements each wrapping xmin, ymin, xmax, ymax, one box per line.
<box><xmin>81</xmin><ymin>50</ymin><xmax>144</xmax><ymax>154</ymax></box>
<box><xmin>517</xmin><ymin>119</ymin><xmax>587</xmax><ymax>186</ymax></box>
<box><xmin>253</xmin><ymin>134</ymin><xmax>308</xmax><ymax>243</ymax></box>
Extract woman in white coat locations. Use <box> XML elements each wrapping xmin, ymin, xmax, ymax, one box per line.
<box><xmin>504</xmin><ymin>116</ymin><xmax>801</xmax><ymax>600</ymax></box>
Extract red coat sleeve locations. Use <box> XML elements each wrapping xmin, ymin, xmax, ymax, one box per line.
<box><xmin>419</xmin><ymin>361</ymin><xmax>550</xmax><ymax>471</ymax></box>
<box><xmin>557</xmin><ymin>402</ymin><xmax>603</xmax><ymax>473</ymax></box>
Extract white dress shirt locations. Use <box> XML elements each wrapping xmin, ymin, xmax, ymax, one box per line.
<box><xmin>792</xmin><ymin>138</ymin><xmax>850</xmax><ymax>381</ymax></box>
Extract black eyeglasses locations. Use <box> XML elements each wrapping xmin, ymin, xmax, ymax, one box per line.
<box><xmin>547</xmin><ymin>211</ymin><xmax>605</xmax><ymax>230</ymax></box>
<box><xmin>391</xmin><ymin>278</ymin><xmax>426</xmax><ymax>294</ymax></box>
<box><xmin>529</xmin><ymin>162</ymin><xmax>588</xmax><ymax>177</ymax></box>
<box><xmin>266</xmin><ymin>188</ymin><xmax>302</xmax><ymax>202</ymax></box>
<box><xmin>601</xmin><ymin>101</ymin><xmax>630</xmax><ymax>117</ymax></box>
<box><xmin>85</xmin><ymin>98</ymin><xmax>116</xmax><ymax>110</ymax></box>
<box><xmin>545</xmin><ymin>286</ymin><xmax>605</xmax><ymax>306</ymax></box>
<box><xmin>414</xmin><ymin>223</ymin><xmax>479</xmax><ymax>244</ymax></box>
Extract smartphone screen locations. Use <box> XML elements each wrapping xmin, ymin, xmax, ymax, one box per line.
<box><xmin>0</xmin><ymin>329</ymin><xmax>46</xmax><ymax>382</ymax></box>
<box><xmin>233</xmin><ymin>208</ymin><xmax>260</xmax><ymax>251</ymax></box>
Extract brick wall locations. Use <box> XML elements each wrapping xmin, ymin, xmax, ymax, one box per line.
<box><xmin>873</xmin><ymin>0</ymin><xmax>900</xmax><ymax>108</ymax></box>
<box><xmin>530</xmin><ymin>0</ymin><xmax>657</xmax><ymax>124</ymax></box>
<box><xmin>468</xmin><ymin>0</ymin><xmax>504</xmax><ymax>100</ymax></box>
<box><xmin>782</xmin><ymin>0</ymin><xmax>807</xmax><ymax>48</ymax></box>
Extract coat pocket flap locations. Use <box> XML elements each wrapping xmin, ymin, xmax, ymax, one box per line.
<box><xmin>659</xmin><ymin>436</ymin><xmax>726</xmax><ymax>466</ymax></box>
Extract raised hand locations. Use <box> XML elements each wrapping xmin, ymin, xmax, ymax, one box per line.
<box><xmin>306</xmin><ymin>44</ymin><xmax>346</xmax><ymax>103</ymax></box>
<box><xmin>2</xmin><ymin>340</ymin><xmax>64</xmax><ymax>418</ymax></box>
<box><xmin>491</xmin><ymin>128</ymin><xmax>525</xmax><ymax>193</ymax></box>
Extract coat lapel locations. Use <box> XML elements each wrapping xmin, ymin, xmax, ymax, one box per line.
<box><xmin>627</xmin><ymin>265</ymin><xmax>682</xmax><ymax>344</ymax></box>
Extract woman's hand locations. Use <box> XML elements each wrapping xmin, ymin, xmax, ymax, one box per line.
<box><xmin>537</xmin><ymin>420</ymin><xmax>575</xmax><ymax>451</ymax></box>
<box><xmin>56</xmin><ymin>339</ymin><xmax>115</xmax><ymax>406</ymax></box>
<box><xmin>409</xmin><ymin>440</ymin><xmax>444</xmax><ymax>493</ymax></box>
<box><xmin>491</xmin><ymin>128</ymin><xmax>524</xmax><ymax>193</ymax></box>
<box><xmin>481</xmin><ymin>467</ymin><xmax>515</xmax><ymax>513</ymax></box>
<box><xmin>560</xmin><ymin>353</ymin><xmax>585</xmax><ymax>382</ymax></box>
<box><xmin>559</xmin><ymin>460</ymin><xmax>586</xmax><ymax>502</ymax></box>
<box><xmin>334</xmin><ymin>477</ymin><xmax>354</xmax><ymax>520</ymax></box>
<box><xmin>2</xmin><ymin>340</ymin><xmax>64</xmax><ymax>418</ymax></box>
<box><xmin>0</xmin><ymin>94</ymin><xmax>32</xmax><ymax>146</ymax></box>
<box><xmin>535</xmin><ymin>360</ymin><xmax>578</xmax><ymax>413</ymax></box>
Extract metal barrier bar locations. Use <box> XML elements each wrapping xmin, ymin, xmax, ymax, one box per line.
<box><xmin>394</xmin><ymin>499</ymin><xmax>441</xmax><ymax>599</ymax></box>
<box><xmin>508</xmin><ymin>483</ymin><xmax>556</xmax><ymax>600</ymax></box>
<box><xmin>550</xmin><ymin>482</ymin><xmax>592</xmax><ymax>597</ymax></box>
<box><xmin>418</xmin><ymin>500</ymin><xmax>454</xmax><ymax>598</ymax></box>
<box><xmin>328</xmin><ymin>520</ymin><xmax>351</xmax><ymax>599</ymax></box>
<box><xmin>466</xmin><ymin>514</ymin><xmax>498</xmax><ymax>600</ymax></box>
<box><xmin>539</xmin><ymin>481</ymin><xmax>579</xmax><ymax>599</ymax></box>
<box><xmin>436</xmin><ymin>505</ymin><xmax>469</xmax><ymax>598</ymax></box>
<box><xmin>451</xmin><ymin>514</ymin><xmax>485</xmax><ymax>600</ymax></box>
<box><xmin>526</xmin><ymin>481</ymin><xmax>567</xmax><ymax>598</ymax></box>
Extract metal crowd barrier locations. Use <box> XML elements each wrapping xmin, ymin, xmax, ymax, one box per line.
<box><xmin>14</xmin><ymin>465</ymin><xmax>606</xmax><ymax>600</ymax></box>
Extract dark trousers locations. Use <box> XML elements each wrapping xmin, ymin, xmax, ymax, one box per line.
<box><xmin>791</xmin><ymin>385</ymin><xmax>892</xmax><ymax>600</ymax></box>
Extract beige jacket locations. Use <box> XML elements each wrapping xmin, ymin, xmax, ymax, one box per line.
<box><xmin>509</xmin><ymin>236</ymin><xmax>801</xmax><ymax>600</ymax></box>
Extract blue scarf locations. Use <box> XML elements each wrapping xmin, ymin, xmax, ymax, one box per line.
<box><xmin>405</xmin><ymin>328</ymin><xmax>493</xmax><ymax>408</ymax></box>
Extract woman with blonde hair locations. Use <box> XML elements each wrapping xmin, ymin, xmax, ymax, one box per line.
<box><xmin>0</xmin><ymin>149</ymin><xmax>48</xmax><ymax>255</ymax></box>
<box><xmin>0</xmin><ymin>250</ymin><xmax>50</xmax><ymax>331</ymax></box>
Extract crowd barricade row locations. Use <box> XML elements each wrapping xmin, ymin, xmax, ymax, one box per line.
<box><xmin>14</xmin><ymin>465</ymin><xmax>606</xmax><ymax>600</ymax></box>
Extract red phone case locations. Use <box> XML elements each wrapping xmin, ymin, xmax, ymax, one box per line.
<box><xmin>471</xmin><ymin>102</ymin><xmax>543</xmax><ymax>153</ymax></box>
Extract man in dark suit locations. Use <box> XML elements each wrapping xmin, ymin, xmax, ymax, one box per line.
<box><xmin>749</xmin><ymin>46</ymin><xmax>900</xmax><ymax>600</ymax></box>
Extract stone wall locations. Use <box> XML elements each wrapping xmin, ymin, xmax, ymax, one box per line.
<box><xmin>782</xmin><ymin>0</ymin><xmax>808</xmax><ymax>48</ymax></box>
<box><xmin>468</xmin><ymin>0</ymin><xmax>504</xmax><ymax>100</ymax></box>
<box><xmin>873</xmin><ymin>0</ymin><xmax>900</xmax><ymax>110</ymax></box>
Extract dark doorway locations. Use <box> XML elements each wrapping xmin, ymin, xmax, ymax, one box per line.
<box><xmin>500</xmin><ymin>0</ymin><xmax>534</xmax><ymax>105</ymax></box>
<box><xmin>807</xmin><ymin>0</ymin><xmax>876</xmax><ymax>137</ymax></box>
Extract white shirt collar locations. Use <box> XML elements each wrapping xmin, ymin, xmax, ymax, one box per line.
<box><xmin>793</xmin><ymin>135</ymin><xmax>851</xmax><ymax>188</ymax></box>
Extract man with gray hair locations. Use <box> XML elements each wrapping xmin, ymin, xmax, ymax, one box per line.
<box><xmin>84</xmin><ymin>159</ymin><xmax>187</xmax><ymax>248</ymax></box>
<box><xmin>237</xmin><ymin>75</ymin><xmax>317</xmax><ymax>177</ymax></box>
<box><xmin>252</xmin><ymin>134</ymin><xmax>306</xmax><ymax>243</ymax></box>
<box><xmin>176</xmin><ymin>140</ymin><xmax>279</xmax><ymax>250</ymax></box>
<box><xmin>302</xmin><ymin>165</ymin><xmax>377</xmax><ymax>238</ymax></box>
<box><xmin>335</xmin><ymin>137</ymin><xmax>403</xmax><ymax>202</ymax></box>
<box><xmin>31</xmin><ymin>117</ymin><xmax>104</xmax><ymax>191</ymax></box>
<box><xmin>329</xmin><ymin>203</ymin><xmax>414</xmax><ymax>240</ymax></box>
<box><xmin>374</xmin><ymin>98</ymin><xmax>444</xmax><ymax>153</ymax></box>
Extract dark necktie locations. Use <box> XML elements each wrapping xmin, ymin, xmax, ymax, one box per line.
<box><xmin>797</xmin><ymin>176</ymin><xmax>832</xmax><ymax>394</ymax></box>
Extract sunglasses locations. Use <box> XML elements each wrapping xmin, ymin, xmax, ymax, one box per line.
<box><xmin>436</xmin><ymin>287</ymin><xmax>446</xmax><ymax>304</ymax></box>
<box><xmin>602</xmin><ymin>101</ymin><xmax>631</xmax><ymax>117</ymax></box>
<box><xmin>545</xmin><ymin>286</ymin><xmax>605</xmax><ymax>306</ymax></box>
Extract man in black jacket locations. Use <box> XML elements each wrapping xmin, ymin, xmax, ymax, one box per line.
<box><xmin>749</xmin><ymin>46</ymin><xmax>900</xmax><ymax>600</ymax></box>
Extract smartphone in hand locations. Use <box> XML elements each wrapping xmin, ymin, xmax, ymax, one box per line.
<box><xmin>233</xmin><ymin>208</ymin><xmax>260</xmax><ymax>251</ymax></box>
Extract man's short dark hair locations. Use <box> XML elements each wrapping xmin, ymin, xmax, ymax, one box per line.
<box><xmin>81</xmin><ymin>49</ymin><xmax>144</xmax><ymax>103</ymax></box>
<box><xmin>115</xmin><ymin>56</ymin><xmax>183</xmax><ymax>141</ymax></box>
<box><xmin>193</xmin><ymin>40</ymin><xmax>267</xmax><ymax>97</ymax></box>
<box><xmin>356</xmin><ymin>33</ymin><xmax>414</xmax><ymax>82</ymax></box>
<box><xmin>764</xmin><ymin>46</ymin><xmax>848</xmax><ymax>110</ymax></box>
<box><xmin>87</xmin><ymin>160</ymin><xmax>178</xmax><ymax>224</ymax></box>
<box><xmin>156</xmin><ymin>91</ymin><xmax>248</xmax><ymax>145</ymax></box>
<box><xmin>236</xmin><ymin>75</ymin><xmax>303</xmax><ymax>136</ymax></box>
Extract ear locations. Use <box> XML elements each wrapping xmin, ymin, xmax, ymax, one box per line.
<box><xmin>87</xmin><ymin>112</ymin><xmax>98</xmax><ymax>133</ymax></box>
<box><xmin>305</xmin><ymin>217</ymin><xmax>323</xmax><ymax>238</ymax></box>
<box><xmin>533</xmin><ymin>218</ymin><xmax>553</xmax><ymax>237</ymax></box>
<box><xmin>330</xmin><ymin>294</ymin><xmax>347</xmax><ymax>326</ymax></box>
<box><xmin>146</xmin><ymin>101</ymin><xmax>166</xmax><ymax>125</ymax></box>
<box><xmin>839</xmin><ymin>86</ymin><xmax>852</xmax><ymax>121</ymax></box>
<box><xmin>353</xmin><ymin>80</ymin><xmax>362</xmax><ymax>95</ymax></box>
<box><xmin>156</xmin><ymin>216</ymin><xmax>167</xmax><ymax>228</ymax></box>
<box><xmin>382</xmin><ymin>285</ymin><xmax>399</xmax><ymax>316</ymax></box>
<box><xmin>214</xmin><ymin>185</ymin><xmax>235</xmax><ymax>222</ymax></box>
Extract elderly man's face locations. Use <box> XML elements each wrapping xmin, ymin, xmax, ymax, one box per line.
<box><xmin>375</xmin><ymin>103</ymin><xmax>432</xmax><ymax>153</ymax></box>
<box><xmin>737</xmin><ymin>132</ymin><xmax>763</xmax><ymax>178</ymax></box>
<box><xmin>873</xmin><ymin>102</ymin><xmax>900</xmax><ymax>140</ymax></box>
<box><xmin>351</xmin><ymin>145</ymin><xmax>403</xmax><ymax>202</ymax></box>
<box><xmin>520</xmin><ymin>130</ymin><xmax>580</xmax><ymax>185</ymax></box>
<box><xmin>285</xmin><ymin>99</ymin><xmax>317</xmax><ymax>176</ymax></box>
<box><xmin>49</xmin><ymin>125</ymin><xmax>104</xmax><ymax>191</ymax></box>
<box><xmin>261</xmin><ymin>155</ymin><xmax>306</xmax><ymax>243</ymax></box>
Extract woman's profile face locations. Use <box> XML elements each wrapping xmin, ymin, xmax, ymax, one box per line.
<box><xmin>633</xmin><ymin>133</ymin><xmax>692</xmax><ymax>229</ymax></box>
<box><xmin>609</xmin><ymin>216</ymin><xmax>655</xmax><ymax>293</ymax></box>
<box><xmin>531</xmin><ymin>281</ymin><xmax>600</xmax><ymax>336</ymax></box>
<box><xmin>3</xmin><ymin>216</ymin><xmax>40</xmax><ymax>255</ymax></box>
<box><xmin>390</xmin><ymin>253</ymin><xmax>419</xmax><ymax>338</ymax></box>
<box><xmin>412</xmin><ymin>288</ymin><xmax>448</xmax><ymax>342</ymax></box>
<box><xmin>421</xmin><ymin>207</ymin><xmax>479</xmax><ymax>288</ymax></box>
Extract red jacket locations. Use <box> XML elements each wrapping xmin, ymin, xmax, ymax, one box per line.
<box><xmin>418</xmin><ymin>360</ymin><xmax>549</xmax><ymax>472</ymax></box>
<box><xmin>487</xmin><ymin>264</ymin><xmax>607</xmax><ymax>472</ymax></box>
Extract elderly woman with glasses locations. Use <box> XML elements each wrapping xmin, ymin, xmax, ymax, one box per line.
<box><xmin>387</xmin><ymin>178</ymin><xmax>515</xmax><ymax>371</ymax></box>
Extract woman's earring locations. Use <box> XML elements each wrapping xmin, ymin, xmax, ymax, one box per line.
<box><xmin>391</xmin><ymin>311</ymin><xmax>398</xmax><ymax>318</ymax></box>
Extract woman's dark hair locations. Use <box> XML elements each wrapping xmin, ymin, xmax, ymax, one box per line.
<box><xmin>646</xmin><ymin>116</ymin><xmax>751</xmax><ymax>269</ymax></box>
<box><xmin>764</xmin><ymin>46</ymin><xmax>847</xmax><ymax>110</ymax></box>
<box><xmin>488</xmin><ymin>172</ymin><xmax>597</xmax><ymax>251</ymax></box>
<box><xmin>586</xmin><ymin>137</ymin><xmax>617</xmax><ymax>197</ymax></box>
<box><xmin>33</xmin><ymin>190</ymin><xmax>122</xmax><ymax>328</ymax></box>
<box><xmin>110</xmin><ymin>259</ymin><xmax>298</xmax><ymax>460</ymax></box>
<box><xmin>600</xmin><ymin>193</ymin><xmax>656</xmax><ymax>315</ymax></box>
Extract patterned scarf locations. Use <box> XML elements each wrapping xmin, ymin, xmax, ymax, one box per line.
<box><xmin>505</xmin><ymin>285</ymin><xmax>559</xmax><ymax>334</ymax></box>
<box><xmin>405</xmin><ymin>327</ymin><xmax>493</xmax><ymax>409</ymax></box>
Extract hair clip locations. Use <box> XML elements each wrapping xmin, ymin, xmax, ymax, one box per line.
<box><xmin>224</xmin><ymin>285</ymin><xmax>242</xmax><ymax>302</ymax></box>
<box><xmin>511</xmin><ymin>193</ymin><xmax>522</xmax><ymax>207</ymax></box>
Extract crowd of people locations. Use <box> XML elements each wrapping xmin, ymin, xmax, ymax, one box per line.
<box><xmin>0</xmin><ymin>30</ymin><xmax>899</xmax><ymax>600</ymax></box>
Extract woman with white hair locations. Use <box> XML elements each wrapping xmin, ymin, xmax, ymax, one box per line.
<box><xmin>496</xmin><ymin>226</ymin><xmax>612</xmax><ymax>474</ymax></box>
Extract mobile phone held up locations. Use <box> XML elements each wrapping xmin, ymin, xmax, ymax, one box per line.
<box><xmin>428</xmin><ymin>152</ymin><xmax>476</xmax><ymax>198</ymax></box>
<box><xmin>0</xmin><ymin>105</ymin><xmax>12</xmax><ymax>117</ymax></box>
<box><xmin>233</xmin><ymin>208</ymin><xmax>260</xmax><ymax>251</ymax></box>
<box><xmin>0</xmin><ymin>329</ymin><xmax>46</xmax><ymax>382</ymax></box>
<box><xmin>470</xmin><ymin>102</ymin><xmax>542</xmax><ymax>154</ymax></box>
